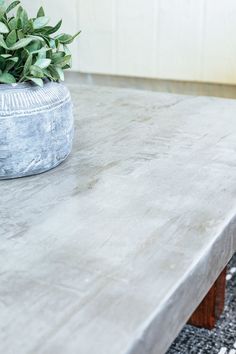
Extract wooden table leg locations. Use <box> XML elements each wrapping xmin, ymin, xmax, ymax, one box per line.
<box><xmin>188</xmin><ymin>267</ymin><xmax>227</xmax><ymax>329</ymax></box>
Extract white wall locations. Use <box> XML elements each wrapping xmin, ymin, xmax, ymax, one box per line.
<box><xmin>19</xmin><ymin>0</ymin><xmax>236</xmax><ymax>84</ymax></box>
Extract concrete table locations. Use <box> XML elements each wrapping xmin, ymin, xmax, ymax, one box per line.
<box><xmin>1</xmin><ymin>85</ymin><xmax>236</xmax><ymax>354</ymax></box>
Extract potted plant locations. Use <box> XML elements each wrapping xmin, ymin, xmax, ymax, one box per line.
<box><xmin>0</xmin><ymin>0</ymin><xmax>80</xmax><ymax>179</ymax></box>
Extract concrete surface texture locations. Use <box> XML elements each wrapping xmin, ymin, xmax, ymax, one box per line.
<box><xmin>0</xmin><ymin>85</ymin><xmax>236</xmax><ymax>354</ymax></box>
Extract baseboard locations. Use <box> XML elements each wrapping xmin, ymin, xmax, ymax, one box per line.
<box><xmin>65</xmin><ymin>71</ymin><xmax>236</xmax><ymax>99</ymax></box>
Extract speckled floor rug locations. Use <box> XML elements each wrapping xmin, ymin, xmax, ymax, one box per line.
<box><xmin>167</xmin><ymin>253</ymin><xmax>236</xmax><ymax>354</ymax></box>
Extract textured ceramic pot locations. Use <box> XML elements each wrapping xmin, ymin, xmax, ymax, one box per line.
<box><xmin>0</xmin><ymin>81</ymin><xmax>74</xmax><ymax>179</ymax></box>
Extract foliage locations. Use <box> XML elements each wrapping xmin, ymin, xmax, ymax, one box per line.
<box><xmin>0</xmin><ymin>0</ymin><xmax>80</xmax><ymax>86</ymax></box>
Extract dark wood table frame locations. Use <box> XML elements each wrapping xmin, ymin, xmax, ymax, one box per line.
<box><xmin>188</xmin><ymin>268</ymin><xmax>227</xmax><ymax>329</ymax></box>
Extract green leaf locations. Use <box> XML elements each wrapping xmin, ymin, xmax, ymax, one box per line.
<box><xmin>8</xmin><ymin>18</ymin><xmax>17</xmax><ymax>31</ymax></box>
<box><xmin>7</xmin><ymin>56</ymin><xmax>18</xmax><ymax>63</ymax></box>
<box><xmin>49</xmin><ymin>38</ymin><xmax>56</xmax><ymax>49</ymax></box>
<box><xmin>37</xmin><ymin>6</ymin><xmax>45</xmax><ymax>18</ymax></box>
<box><xmin>55</xmin><ymin>66</ymin><xmax>64</xmax><ymax>81</ymax></box>
<box><xmin>33</xmin><ymin>16</ymin><xmax>50</xmax><ymax>30</ymax></box>
<box><xmin>55</xmin><ymin>33</ymin><xmax>72</xmax><ymax>44</ymax></box>
<box><xmin>17</xmin><ymin>29</ymin><xmax>24</xmax><ymax>39</ymax></box>
<box><xmin>6</xmin><ymin>1</ymin><xmax>20</xmax><ymax>14</ymax></box>
<box><xmin>54</xmin><ymin>54</ymin><xmax>71</xmax><ymax>68</ymax></box>
<box><xmin>0</xmin><ymin>34</ymin><xmax>8</xmax><ymax>49</ymax></box>
<box><xmin>37</xmin><ymin>25</ymin><xmax>51</xmax><ymax>33</ymax></box>
<box><xmin>52</xmin><ymin>51</ymin><xmax>65</xmax><ymax>61</ymax></box>
<box><xmin>34</xmin><ymin>58</ymin><xmax>51</xmax><ymax>69</ymax></box>
<box><xmin>25</xmin><ymin>40</ymin><xmax>41</xmax><ymax>53</ymax></box>
<box><xmin>27</xmin><ymin>77</ymin><xmax>43</xmax><ymax>87</ymax></box>
<box><xmin>19</xmin><ymin>48</ymin><xmax>28</xmax><ymax>61</ymax></box>
<box><xmin>36</xmin><ymin>47</ymin><xmax>47</xmax><ymax>59</ymax></box>
<box><xmin>72</xmin><ymin>30</ymin><xmax>81</xmax><ymax>41</ymax></box>
<box><xmin>9</xmin><ymin>37</ymin><xmax>33</xmax><ymax>50</ymax></box>
<box><xmin>48</xmin><ymin>65</ymin><xmax>60</xmax><ymax>81</ymax></box>
<box><xmin>4</xmin><ymin>57</ymin><xmax>18</xmax><ymax>72</ymax></box>
<box><xmin>34</xmin><ymin>33</ymin><xmax>50</xmax><ymax>46</ymax></box>
<box><xmin>45</xmin><ymin>19</ymin><xmax>62</xmax><ymax>35</ymax></box>
<box><xmin>20</xmin><ymin>9</ymin><xmax>28</xmax><ymax>29</ymax></box>
<box><xmin>55</xmin><ymin>30</ymin><xmax>81</xmax><ymax>44</ymax></box>
<box><xmin>25</xmin><ymin>18</ymin><xmax>34</xmax><ymax>32</ymax></box>
<box><xmin>23</xmin><ymin>53</ymin><xmax>32</xmax><ymax>75</ymax></box>
<box><xmin>0</xmin><ymin>1</ymin><xmax>80</xmax><ymax>84</ymax></box>
<box><xmin>30</xmin><ymin>47</ymin><xmax>51</xmax><ymax>56</ymax></box>
<box><xmin>16</xmin><ymin>18</ymin><xmax>22</xmax><ymax>30</ymax></box>
<box><xmin>30</xmin><ymin>64</ymin><xmax>44</xmax><ymax>78</ymax></box>
<box><xmin>0</xmin><ymin>72</ymin><xmax>16</xmax><ymax>83</ymax></box>
<box><xmin>0</xmin><ymin>21</ymin><xmax>9</xmax><ymax>34</ymax></box>
<box><xmin>63</xmin><ymin>44</ymin><xmax>71</xmax><ymax>55</ymax></box>
<box><xmin>42</xmin><ymin>68</ymin><xmax>54</xmax><ymax>80</ymax></box>
<box><xmin>0</xmin><ymin>54</ymin><xmax>12</xmax><ymax>58</ymax></box>
<box><xmin>0</xmin><ymin>5</ymin><xmax>5</xmax><ymax>20</ymax></box>
<box><xmin>6</xmin><ymin>30</ymin><xmax>17</xmax><ymax>47</ymax></box>
<box><xmin>27</xmin><ymin>34</ymin><xmax>45</xmax><ymax>43</ymax></box>
<box><xmin>16</xmin><ymin>5</ymin><xmax>23</xmax><ymax>20</ymax></box>
<box><xmin>62</xmin><ymin>64</ymin><xmax>70</xmax><ymax>70</ymax></box>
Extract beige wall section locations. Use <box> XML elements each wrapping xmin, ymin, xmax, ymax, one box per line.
<box><xmin>202</xmin><ymin>0</ymin><xmax>236</xmax><ymax>84</ymax></box>
<box><xmin>157</xmin><ymin>0</ymin><xmax>204</xmax><ymax>82</ymax></box>
<box><xmin>17</xmin><ymin>0</ymin><xmax>236</xmax><ymax>84</ymax></box>
<box><xmin>78</xmin><ymin>0</ymin><xmax>236</xmax><ymax>85</ymax></box>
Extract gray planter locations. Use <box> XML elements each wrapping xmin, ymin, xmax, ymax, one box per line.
<box><xmin>0</xmin><ymin>81</ymin><xmax>74</xmax><ymax>179</ymax></box>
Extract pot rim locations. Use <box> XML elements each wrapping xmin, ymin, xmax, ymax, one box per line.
<box><xmin>0</xmin><ymin>79</ymin><xmax>55</xmax><ymax>90</ymax></box>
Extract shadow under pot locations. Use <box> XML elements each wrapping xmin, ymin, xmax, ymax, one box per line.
<box><xmin>0</xmin><ymin>81</ymin><xmax>74</xmax><ymax>179</ymax></box>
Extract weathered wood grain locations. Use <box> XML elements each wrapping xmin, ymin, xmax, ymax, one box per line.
<box><xmin>0</xmin><ymin>85</ymin><xmax>235</xmax><ymax>354</ymax></box>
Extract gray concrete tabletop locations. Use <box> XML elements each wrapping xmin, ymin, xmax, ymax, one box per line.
<box><xmin>1</xmin><ymin>85</ymin><xmax>236</xmax><ymax>354</ymax></box>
